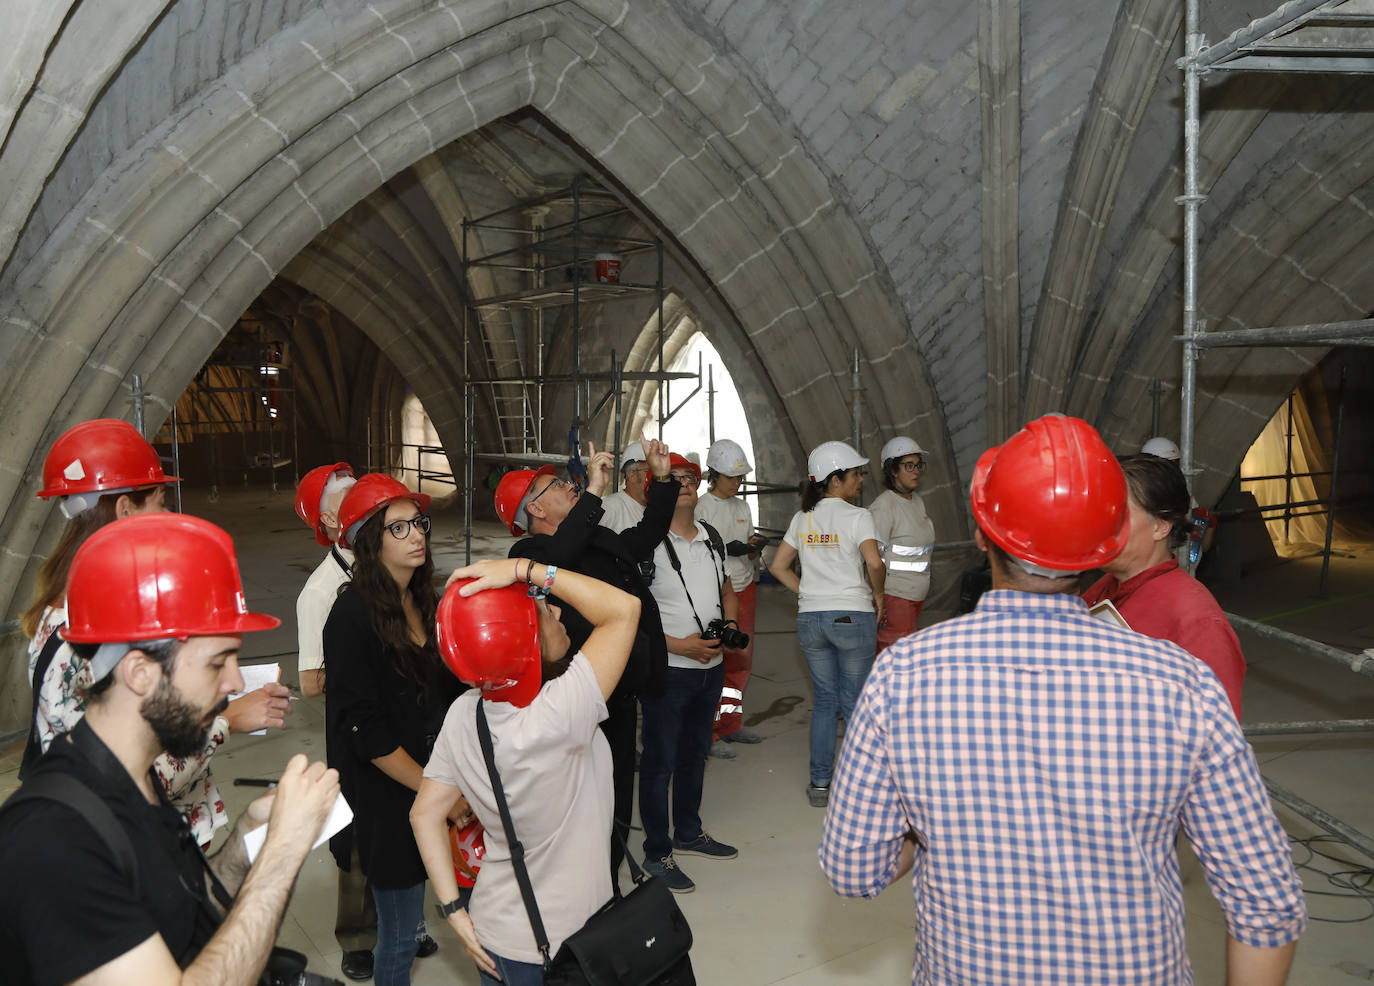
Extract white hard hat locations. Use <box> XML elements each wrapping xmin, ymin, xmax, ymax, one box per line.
<box><xmin>1140</xmin><ymin>436</ymin><xmax>1180</xmax><ymax>461</ymax></box>
<box><xmin>620</xmin><ymin>441</ymin><xmax>646</xmax><ymax>468</ymax></box>
<box><xmin>880</xmin><ymin>436</ymin><xmax>927</xmax><ymax>466</ymax></box>
<box><xmin>705</xmin><ymin>439</ymin><xmax>752</xmax><ymax>476</ymax></box>
<box><xmin>807</xmin><ymin>441</ymin><xmax>868</xmax><ymax>482</ymax></box>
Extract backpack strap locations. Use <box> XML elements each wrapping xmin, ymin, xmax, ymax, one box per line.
<box><xmin>0</xmin><ymin>770</ymin><xmax>140</xmax><ymax>897</ymax></box>
<box><xmin>19</xmin><ymin>631</ymin><xmax>66</xmax><ymax>781</ymax></box>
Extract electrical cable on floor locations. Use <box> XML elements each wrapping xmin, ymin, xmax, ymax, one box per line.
<box><xmin>1290</xmin><ymin>835</ymin><xmax>1374</xmax><ymax>923</ymax></box>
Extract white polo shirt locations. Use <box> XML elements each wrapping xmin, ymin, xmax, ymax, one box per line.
<box><xmin>650</xmin><ymin>522</ymin><xmax>727</xmax><ymax>670</ymax></box>
<box><xmin>296</xmin><ymin>546</ymin><xmax>353</xmax><ymax>674</ymax></box>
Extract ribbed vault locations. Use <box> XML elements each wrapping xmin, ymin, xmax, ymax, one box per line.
<box><xmin>5</xmin><ymin>0</ymin><xmax>1374</xmax><ymax>736</ymax></box>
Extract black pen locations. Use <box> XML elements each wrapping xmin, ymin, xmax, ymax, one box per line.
<box><xmin>233</xmin><ymin>777</ymin><xmax>278</xmax><ymax>788</ymax></box>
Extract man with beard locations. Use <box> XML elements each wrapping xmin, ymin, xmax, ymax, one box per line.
<box><xmin>0</xmin><ymin>513</ymin><xmax>341</xmax><ymax>986</ymax></box>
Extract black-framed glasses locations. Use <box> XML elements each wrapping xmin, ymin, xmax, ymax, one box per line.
<box><xmin>669</xmin><ymin>471</ymin><xmax>700</xmax><ymax>486</ymax></box>
<box><xmin>383</xmin><ymin>514</ymin><xmax>431</xmax><ymax>540</ymax></box>
<box><xmin>898</xmin><ymin>460</ymin><xmax>925</xmax><ymax>473</ymax></box>
<box><xmin>528</xmin><ymin>476</ymin><xmax>575</xmax><ymax>508</ymax></box>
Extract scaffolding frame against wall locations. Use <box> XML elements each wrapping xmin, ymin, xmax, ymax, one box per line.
<box><xmin>457</xmin><ymin>177</ymin><xmax>701</xmax><ymax>562</ymax></box>
<box><xmin>1178</xmin><ymin>0</ymin><xmax>1374</xmax><ymax>864</ymax></box>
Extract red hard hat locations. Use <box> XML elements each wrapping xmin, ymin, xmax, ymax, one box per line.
<box><xmin>494</xmin><ymin>466</ymin><xmax>555</xmax><ymax>536</ymax></box>
<box><xmin>62</xmin><ymin>513</ymin><xmax>279</xmax><ymax>643</ymax></box>
<box><xmin>970</xmin><ymin>414</ymin><xmax>1128</xmax><ymax>573</ymax></box>
<box><xmin>336</xmin><ymin>473</ymin><xmax>431</xmax><ymax>549</ymax></box>
<box><xmin>436</xmin><ymin>580</ymin><xmax>541</xmax><ymax>707</ymax></box>
<box><xmin>38</xmin><ymin>418</ymin><xmax>179</xmax><ymax>499</ymax></box>
<box><xmin>296</xmin><ymin>462</ymin><xmax>354</xmax><ymax>546</ymax></box>
<box><xmin>668</xmin><ymin>453</ymin><xmax>700</xmax><ymax>482</ymax></box>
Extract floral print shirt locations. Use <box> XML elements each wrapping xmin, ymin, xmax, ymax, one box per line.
<box><xmin>29</xmin><ymin>604</ymin><xmax>230</xmax><ymax>843</ymax></box>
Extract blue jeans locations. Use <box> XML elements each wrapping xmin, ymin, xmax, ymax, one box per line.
<box><xmin>638</xmin><ymin>664</ymin><xmax>725</xmax><ymax>860</ymax></box>
<box><xmin>796</xmin><ymin>611</ymin><xmax>877</xmax><ymax>787</ymax></box>
<box><xmin>371</xmin><ymin>881</ymin><xmax>426</xmax><ymax>986</ymax></box>
<box><xmin>479</xmin><ymin>953</ymin><xmax>545</xmax><ymax>985</ymax></box>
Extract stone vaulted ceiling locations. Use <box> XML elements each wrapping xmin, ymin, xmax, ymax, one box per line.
<box><xmin>3</xmin><ymin>0</ymin><xmax>1374</xmax><ymax>729</ymax></box>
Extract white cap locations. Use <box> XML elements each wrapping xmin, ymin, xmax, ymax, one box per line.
<box><xmin>705</xmin><ymin>439</ymin><xmax>752</xmax><ymax>476</ymax></box>
<box><xmin>807</xmin><ymin>441</ymin><xmax>868</xmax><ymax>482</ymax></box>
<box><xmin>620</xmin><ymin>441</ymin><xmax>646</xmax><ymax>470</ymax></box>
<box><xmin>1140</xmin><ymin>436</ymin><xmax>1180</xmax><ymax>461</ymax></box>
<box><xmin>879</xmin><ymin>436</ymin><xmax>927</xmax><ymax>466</ymax></box>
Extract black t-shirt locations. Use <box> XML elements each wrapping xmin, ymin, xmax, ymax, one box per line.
<box><xmin>0</xmin><ymin>720</ymin><xmax>217</xmax><ymax>986</ymax></box>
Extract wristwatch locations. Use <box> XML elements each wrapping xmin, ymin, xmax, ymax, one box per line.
<box><xmin>436</xmin><ymin>898</ymin><xmax>464</xmax><ymax>919</ymax></box>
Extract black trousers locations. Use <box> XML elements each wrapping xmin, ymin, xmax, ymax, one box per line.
<box><xmin>599</xmin><ymin>692</ymin><xmax>639</xmax><ymax>893</ymax></box>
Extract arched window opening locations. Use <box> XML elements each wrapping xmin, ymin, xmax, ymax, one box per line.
<box><xmin>401</xmin><ymin>391</ymin><xmax>455</xmax><ymax>498</ymax></box>
<box><xmin>656</xmin><ymin>331</ymin><xmax>758</xmax><ymax>526</ymax></box>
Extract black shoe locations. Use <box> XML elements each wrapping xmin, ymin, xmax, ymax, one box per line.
<box><xmin>340</xmin><ymin>949</ymin><xmax>374</xmax><ymax>981</ymax></box>
<box><xmin>415</xmin><ymin>934</ymin><xmax>439</xmax><ymax>958</ymax></box>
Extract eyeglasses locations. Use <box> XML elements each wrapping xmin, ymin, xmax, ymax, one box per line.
<box><xmin>670</xmin><ymin>472</ymin><xmax>700</xmax><ymax>486</ymax></box>
<box><xmin>528</xmin><ymin>476</ymin><xmax>575</xmax><ymax>508</ymax></box>
<box><xmin>383</xmin><ymin>514</ymin><xmax>431</xmax><ymax>540</ymax></box>
<box><xmin>898</xmin><ymin>460</ymin><xmax>925</xmax><ymax>473</ymax></box>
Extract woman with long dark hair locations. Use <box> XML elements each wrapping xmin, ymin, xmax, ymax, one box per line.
<box><xmin>325</xmin><ymin>473</ymin><xmax>463</xmax><ymax>986</ymax></box>
<box><xmin>21</xmin><ymin>418</ymin><xmax>289</xmax><ymax>844</ymax></box>
<box><xmin>768</xmin><ymin>441</ymin><xmax>885</xmax><ymax>808</ymax></box>
<box><xmin>1081</xmin><ymin>454</ymin><xmax>1246</xmax><ymax>717</ymax></box>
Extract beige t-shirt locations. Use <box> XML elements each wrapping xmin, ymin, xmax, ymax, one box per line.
<box><xmin>695</xmin><ymin>491</ymin><xmax>756</xmax><ymax>592</ymax></box>
<box><xmin>424</xmin><ymin>654</ymin><xmax>613</xmax><ymax>964</ymax></box>
<box><xmin>868</xmin><ymin>489</ymin><xmax>936</xmax><ymax>602</ymax></box>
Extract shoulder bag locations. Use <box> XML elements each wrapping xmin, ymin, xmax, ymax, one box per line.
<box><xmin>475</xmin><ymin>699</ymin><xmax>695</xmax><ymax>985</ymax></box>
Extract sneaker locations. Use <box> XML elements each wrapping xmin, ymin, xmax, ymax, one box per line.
<box><xmin>724</xmin><ymin>727</ymin><xmax>764</xmax><ymax>744</ymax></box>
<box><xmin>643</xmin><ymin>854</ymin><xmax>695</xmax><ymax>893</ymax></box>
<box><xmin>340</xmin><ymin>949</ymin><xmax>374</xmax><ymax>981</ymax></box>
<box><xmin>672</xmin><ymin>833</ymin><xmax>738</xmax><ymax>860</ymax></box>
<box><xmin>415</xmin><ymin>934</ymin><xmax>438</xmax><ymax>958</ymax></box>
<box><xmin>708</xmin><ymin>739</ymin><xmax>737</xmax><ymax>759</ymax></box>
<box><xmin>807</xmin><ymin>783</ymin><xmax>829</xmax><ymax>807</ymax></box>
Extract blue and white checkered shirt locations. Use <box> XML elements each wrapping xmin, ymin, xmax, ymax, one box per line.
<box><xmin>819</xmin><ymin>590</ymin><xmax>1305</xmax><ymax>985</ymax></box>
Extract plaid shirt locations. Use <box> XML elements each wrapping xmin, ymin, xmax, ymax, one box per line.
<box><xmin>819</xmin><ymin>590</ymin><xmax>1305</xmax><ymax>985</ymax></box>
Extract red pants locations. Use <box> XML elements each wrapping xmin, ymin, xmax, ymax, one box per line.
<box><xmin>877</xmin><ymin>595</ymin><xmax>924</xmax><ymax>653</ymax></box>
<box><xmin>713</xmin><ymin>582</ymin><xmax>756</xmax><ymax>741</ymax></box>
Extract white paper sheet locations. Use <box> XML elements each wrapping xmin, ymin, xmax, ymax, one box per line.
<box><xmin>243</xmin><ymin>792</ymin><xmax>353</xmax><ymax>864</ymax></box>
<box><xmin>229</xmin><ymin>663</ymin><xmax>282</xmax><ymax>735</ymax></box>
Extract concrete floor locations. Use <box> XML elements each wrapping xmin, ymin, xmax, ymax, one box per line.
<box><xmin>4</xmin><ymin>486</ymin><xmax>1372</xmax><ymax>984</ymax></box>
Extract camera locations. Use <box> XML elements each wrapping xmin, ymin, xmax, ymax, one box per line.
<box><xmin>702</xmin><ymin>618</ymin><xmax>749</xmax><ymax>650</ymax></box>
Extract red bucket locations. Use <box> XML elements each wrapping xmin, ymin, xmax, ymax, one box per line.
<box><xmin>594</xmin><ymin>253</ymin><xmax>621</xmax><ymax>284</ymax></box>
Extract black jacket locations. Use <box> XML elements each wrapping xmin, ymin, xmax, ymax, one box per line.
<box><xmin>510</xmin><ymin>478</ymin><xmax>677</xmax><ymax>698</ymax></box>
<box><xmin>324</xmin><ymin>588</ymin><xmax>463</xmax><ymax>887</ymax></box>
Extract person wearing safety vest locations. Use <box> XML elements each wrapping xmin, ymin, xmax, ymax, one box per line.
<box><xmin>19</xmin><ymin>418</ymin><xmax>291</xmax><ymax>844</ymax></box>
<box><xmin>869</xmin><ymin>436</ymin><xmax>936</xmax><ymax>653</ymax></box>
<box><xmin>695</xmin><ymin>438</ymin><xmax>767</xmax><ymax>759</ymax></box>
<box><xmin>820</xmin><ymin>415</ymin><xmax>1306</xmax><ymax>985</ymax></box>
<box><xmin>0</xmin><ymin>512</ymin><xmax>341</xmax><ymax>986</ymax></box>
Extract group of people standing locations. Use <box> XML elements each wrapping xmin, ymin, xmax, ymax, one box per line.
<box><xmin>0</xmin><ymin>410</ymin><xmax>1307</xmax><ymax>986</ymax></box>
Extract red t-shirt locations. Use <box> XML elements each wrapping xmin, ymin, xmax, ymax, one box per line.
<box><xmin>1082</xmin><ymin>560</ymin><xmax>1245</xmax><ymax>719</ymax></box>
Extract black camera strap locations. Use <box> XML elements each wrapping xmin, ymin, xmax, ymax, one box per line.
<box><xmin>659</xmin><ymin>522</ymin><xmax>727</xmax><ymax>636</ymax></box>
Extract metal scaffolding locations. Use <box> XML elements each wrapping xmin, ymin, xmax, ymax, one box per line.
<box><xmin>458</xmin><ymin>178</ymin><xmax>699</xmax><ymax>562</ymax></box>
<box><xmin>1179</xmin><ymin>0</ymin><xmax>1374</xmax><ymax>863</ymax></box>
